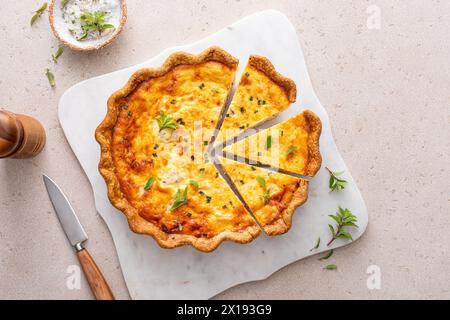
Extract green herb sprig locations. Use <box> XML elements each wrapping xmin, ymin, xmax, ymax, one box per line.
<box><xmin>170</xmin><ymin>187</ymin><xmax>188</xmax><ymax>211</ymax></box>
<box><xmin>327</xmin><ymin>207</ymin><xmax>358</xmax><ymax>246</ymax></box>
<box><xmin>45</xmin><ymin>69</ymin><xmax>56</xmax><ymax>88</ymax></box>
<box><xmin>77</xmin><ymin>11</ymin><xmax>115</xmax><ymax>41</ymax></box>
<box><xmin>310</xmin><ymin>237</ymin><xmax>320</xmax><ymax>251</ymax></box>
<box><xmin>326</xmin><ymin>167</ymin><xmax>348</xmax><ymax>192</ymax></box>
<box><xmin>52</xmin><ymin>47</ymin><xmax>64</xmax><ymax>63</ymax></box>
<box><xmin>31</xmin><ymin>3</ymin><xmax>48</xmax><ymax>26</ymax></box>
<box><xmin>144</xmin><ymin>177</ymin><xmax>155</xmax><ymax>191</ymax></box>
<box><xmin>256</xmin><ymin>176</ymin><xmax>270</xmax><ymax>204</ymax></box>
<box><xmin>325</xmin><ymin>264</ymin><xmax>337</xmax><ymax>270</ymax></box>
<box><xmin>319</xmin><ymin>249</ymin><xmax>334</xmax><ymax>260</ymax></box>
<box><xmin>155</xmin><ymin>112</ymin><xmax>178</xmax><ymax>131</ymax></box>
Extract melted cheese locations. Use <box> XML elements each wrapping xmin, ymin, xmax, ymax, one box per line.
<box><xmin>217</xmin><ymin>65</ymin><xmax>291</xmax><ymax>142</ymax></box>
<box><xmin>223</xmin><ymin>112</ymin><xmax>313</xmax><ymax>175</ymax></box>
<box><xmin>219</xmin><ymin>157</ymin><xmax>301</xmax><ymax>227</ymax></box>
<box><xmin>112</xmin><ymin>62</ymin><xmax>257</xmax><ymax>238</ymax></box>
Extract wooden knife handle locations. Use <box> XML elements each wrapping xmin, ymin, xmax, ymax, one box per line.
<box><xmin>76</xmin><ymin>248</ymin><xmax>115</xmax><ymax>300</ymax></box>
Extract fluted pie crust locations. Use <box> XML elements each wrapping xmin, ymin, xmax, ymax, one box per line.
<box><xmin>96</xmin><ymin>46</ymin><xmax>322</xmax><ymax>252</ymax></box>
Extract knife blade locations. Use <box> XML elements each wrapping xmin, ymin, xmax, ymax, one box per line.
<box><xmin>43</xmin><ymin>174</ymin><xmax>114</xmax><ymax>300</ymax></box>
<box><xmin>43</xmin><ymin>174</ymin><xmax>88</xmax><ymax>249</ymax></box>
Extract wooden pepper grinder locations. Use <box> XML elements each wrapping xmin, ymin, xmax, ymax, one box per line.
<box><xmin>0</xmin><ymin>110</ymin><xmax>46</xmax><ymax>159</ymax></box>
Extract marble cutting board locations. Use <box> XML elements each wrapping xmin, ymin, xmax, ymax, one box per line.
<box><xmin>58</xmin><ymin>10</ymin><xmax>368</xmax><ymax>299</ymax></box>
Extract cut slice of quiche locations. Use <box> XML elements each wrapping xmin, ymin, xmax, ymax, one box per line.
<box><xmin>96</xmin><ymin>47</ymin><xmax>261</xmax><ymax>252</ymax></box>
<box><xmin>216</xmin><ymin>55</ymin><xmax>297</xmax><ymax>143</ymax></box>
<box><xmin>218</xmin><ymin>157</ymin><xmax>309</xmax><ymax>236</ymax></box>
<box><xmin>222</xmin><ymin>110</ymin><xmax>322</xmax><ymax>176</ymax></box>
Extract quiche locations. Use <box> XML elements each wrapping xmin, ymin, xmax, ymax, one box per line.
<box><xmin>218</xmin><ymin>157</ymin><xmax>309</xmax><ymax>235</ymax></box>
<box><xmin>96</xmin><ymin>46</ymin><xmax>322</xmax><ymax>252</ymax></box>
<box><xmin>223</xmin><ymin>111</ymin><xmax>322</xmax><ymax>176</ymax></box>
<box><xmin>216</xmin><ymin>55</ymin><xmax>297</xmax><ymax>144</ymax></box>
<box><xmin>96</xmin><ymin>47</ymin><xmax>260</xmax><ymax>252</ymax></box>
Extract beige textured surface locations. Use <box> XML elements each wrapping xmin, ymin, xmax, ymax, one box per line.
<box><xmin>1</xmin><ymin>0</ymin><xmax>449</xmax><ymax>300</ymax></box>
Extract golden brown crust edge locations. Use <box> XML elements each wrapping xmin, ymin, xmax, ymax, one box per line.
<box><xmin>303</xmin><ymin>110</ymin><xmax>323</xmax><ymax>176</ymax></box>
<box><xmin>95</xmin><ymin>46</ymin><xmax>263</xmax><ymax>252</ymax></box>
<box><xmin>263</xmin><ymin>180</ymin><xmax>309</xmax><ymax>236</ymax></box>
<box><xmin>248</xmin><ymin>55</ymin><xmax>297</xmax><ymax>103</ymax></box>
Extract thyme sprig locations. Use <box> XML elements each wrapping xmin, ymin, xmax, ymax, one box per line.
<box><xmin>327</xmin><ymin>207</ymin><xmax>358</xmax><ymax>246</ymax></box>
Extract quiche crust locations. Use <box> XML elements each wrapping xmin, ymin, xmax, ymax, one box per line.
<box><xmin>96</xmin><ymin>47</ymin><xmax>262</xmax><ymax>252</ymax></box>
<box><xmin>248</xmin><ymin>55</ymin><xmax>297</xmax><ymax>103</ymax></box>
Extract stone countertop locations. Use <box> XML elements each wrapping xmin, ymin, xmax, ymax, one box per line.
<box><xmin>0</xmin><ymin>0</ymin><xmax>449</xmax><ymax>299</ymax></box>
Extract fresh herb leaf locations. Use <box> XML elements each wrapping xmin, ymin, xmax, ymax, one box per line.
<box><xmin>327</xmin><ymin>207</ymin><xmax>358</xmax><ymax>246</ymax></box>
<box><xmin>155</xmin><ymin>112</ymin><xmax>178</xmax><ymax>131</ymax></box>
<box><xmin>45</xmin><ymin>69</ymin><xmax>55</xmax><ymax>88</ymax></box>
<box><xmin>326</xmin><ymin>167</ymin><xmax>348</xmax><ymax>192</ymax></box>
<box><xmin>286</xmin><ymin>146</ymin><xmax>298</xmax><ymax>157</ymax></box>
<box><xmin>310</xmin><ymin>237</ymin><xmax>320</xmax><ymax>251</ymax></box>
<box><xmin>325</xmin><ymin>264</ymin><xmax>337</xmax><ymax>270</ymax></box>
<box><xmin>52</xmin><ymin>46</ymin><xmax>64</xmax><ymax>63</ymax></box>
<box><xmin>169</xmin><ymin>187</ymin><xmax>188</xmax><ymax>211</ymax></box>
<box><xmin>265</xmin><ymin>135</ymin><xmax>272</xmax><ymax>150</ymax></box>
<box><xmin>31</xmin><ymin>3</ymin><xmax>48</xmax><ymax>26</ymax></box>
<box><xmin>319</xmin><ymin>249</ymin><xmax>334</xmax><ymax>260</ymax></box>
<box><xmin>256</xmin><ymin>176</ymin><xmax>266</xmax><ymax>188</ymax></box>
<box><xmin>77</xmin><ymin>11</ymin><xmax>115</xmax><ymax>41</ymax></box>
<box><xmin>144</xmin><ymin>177</ymin><xmax>155</xmax><ymax>191</ymax></box>
<box><xmin>189</xmin><ymin>180</ymin><xmax>199</xmax><ymax>190</ymax></box>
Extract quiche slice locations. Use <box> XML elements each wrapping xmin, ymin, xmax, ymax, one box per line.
<box><xmin>96</xmin><ymin>47</ymin><xmax>261</xmax><ymax>252</ymax></box>
<box><xmin>223</xmin><ymin>110</ymin><xmax>322</xmax><ymax>176</ymax></box>
<box><xmin>218</xmin><ymin>157</ymin><xmax>309</xmax><ymax>236</ymax></box>
<box><xmin>216</xmin><ymin>55</ymin><xmax>297</xmax><ymax>144</ymax></box>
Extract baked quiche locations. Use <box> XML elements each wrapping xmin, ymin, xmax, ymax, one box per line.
<box><xmin>96</xmin><ymin>46</ymin><xmax>323</xmax><ymax>252</ymax></box>
<box><xmin>223</xmin><ymin>110</ymin><xmax>322</xmax><ymax>176</ymax></box>
<box><xmin>96</xmin><ymin>47</ymin><xmax>261</xmax><ymax>252</ymax></box>
<box><xmin>218</xmin><ymin>157</ymin><xmax>309</xmax><ymax>235</ymax></box>
<box><xmin>216</xmin><ymin>55</ymin><xmax>297</xmax><ymax>143</ymax></box>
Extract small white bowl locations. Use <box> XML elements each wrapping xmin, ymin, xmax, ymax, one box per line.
<box><xmin>49</xmin><ymin>0</ymin><xmax>127</xmax><ymax>51</ymax></box>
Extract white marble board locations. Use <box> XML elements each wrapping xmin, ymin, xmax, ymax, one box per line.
<box><xmin>58</xmin><ymin>10</ymin><xmax>368</xmax><ymax>300</ymax></box>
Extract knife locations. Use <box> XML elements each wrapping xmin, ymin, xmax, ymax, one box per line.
<box><xmin>43</xmin><ymin>175</ymin><xmax>115</xmax><ymax>300</ymax></box>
